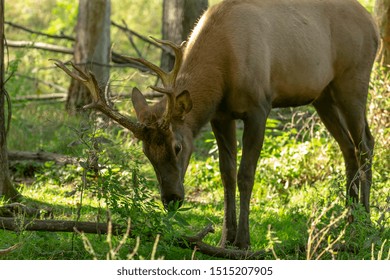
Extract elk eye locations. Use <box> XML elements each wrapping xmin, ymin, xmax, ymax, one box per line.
<box><xmin>174</xmin><ymin>143</ymin><xmax>182</xmax><ymax>155</ymax></box>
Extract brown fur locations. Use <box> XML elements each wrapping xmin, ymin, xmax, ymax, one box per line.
<box><xmin>132</xmin><ymin>0</ymin><xmax>379</xmax><ymax>249</ymax></box>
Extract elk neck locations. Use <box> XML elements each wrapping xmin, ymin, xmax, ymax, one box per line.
<box><xmin>174</xmin><ymin>33</ymin><xmax>233</xmax><ymax>137</ymax></box>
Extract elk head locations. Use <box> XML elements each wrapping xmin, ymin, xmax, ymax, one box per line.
<box><xmin>52</xmin><ymin>38</ymin><xmax>193</xmax><ymax>209</ymax></box>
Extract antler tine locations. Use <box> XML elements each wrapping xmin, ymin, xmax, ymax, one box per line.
<box><xmin>118</xmin><ymin>37</ymin><xmax>185</xmax><ymax>89</ymax></box>
<box><xmin>150</xmin><ymin>86</ymin><xmax>175</xmax><ymax>126</ymax></box>
<box><xmin>120</xmin><ymin>56</ymin><xmax>171</xmax><ymax>87</ymax></box>
<box><xmin>52</xmin><ymin>59</ymin><xmax>146</xmax><ymax>139</ymax></box>
<box><xmin>51</xmin><ymin>59</ymin><xmax>103</xmax><ymax>107</ymax></box>
<box><xmin>50</xmin><ymin>59</ymin><xmax>88</xmax><ymax>83</ymax></box>
<box><xmin>148</xmin><ymin>37</ymin><xmax>185</xmax><ymax>128</ymax></box>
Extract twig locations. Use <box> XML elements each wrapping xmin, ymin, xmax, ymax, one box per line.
<box><xmin>0</xmin><ymin>243</ymin><xmax>20</xmax><ymax>255</ymax></box>
<box><xmin>120</xmin><ymin>20</ymin><xmax>143</xmax><ymax>58</ymax></box>
<box><xmin>13</xmin><ymin>73</ymin><xmax>67</xmax><ymax>92</ymax></box>
<box><xmin>111</xmin><ymin>20</ymin><xmax>173</xmax><ymax>55</ymax></box>
<box><xmin>306</xmin><ymin>199</ymin><xmax>349</xmax><ymax>260</ymax></box>
<box><xmin>5</xmin><ymin>20</ymin><xmax>167</xmax><ymax>55</ymax></box>
<box><xmin>13</xmin><ymin>93</ymin><xmax>67</xmax><ymax>102</ymax></box>
<box><xmin>151</xmin><ymin>234</ymin><xmax>161</xmax><ymax>260</ymax></box>
<box><xmin>181</xmin><ymin>224</ymin><xmax>267</xmax><ymax>260</ymax></box>
<box><xmin>5</xmin><ymin>21</ymin><xmax>75</xmax><ymax>41</ymax></box>
<box><xmin>185</xmin><ymin>223</ymin><xmax>215</xmax><ymax>243</ymax></box>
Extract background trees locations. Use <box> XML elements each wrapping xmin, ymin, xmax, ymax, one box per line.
<box><xmin>0</xmin><ymin>0</ymin><xmax>18</xmax><ymax>200</ymax></box>
<box><xmin>66</xmin><ymin>0</ymin><xmax>208</xmax><ymax>113</ymax></box>
<box><xmin>161</xmin><ymin>0</ymin><xmax>208</xmax><ymax>70</ymax></box>
<box><xmin>66</xmin><ymin>0</ymin><xmax>111</xmax><ymax>114</ymax></box>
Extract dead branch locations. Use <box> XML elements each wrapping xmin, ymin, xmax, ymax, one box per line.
<box><xmin>0</xmin><ymin>243</ymin><xmax>20</xmax><ymax>255</ymax></box>
<box><xmin>5</xmin><ymin>20</ymin><xmax>160</xmax><ymax>54</ymax></box>
<box><xmin>117</xmin><ymin>20</ymin><xmax>143</xmax><ymax>58</ymax></box>
<box><xmin>5</xmin><ymin>21</ymin><xmax>75</xmax><ymax>41</ymax></box>
<box><xmin>111</xmin><ymin>20</ymin><xmax>173</xmax><ymax>55</ymax></box>
<box><xmin>6</xmin><ymin>39</ymin><xmax>149</xmax><ymax>71</ymax></box>
<box><xmin>5</xmin><ymin>21</ymin><xmax>157</xmax><ymax>68</ymax></box>
<box><xmin>7</xmin><ymin>40</ymin><xmax>73</xmax><ymax>54</ymax></box>
<box><xmin>12</xmin><ymin>92</ymin><xmax>161</xmax><ymax>103</ymax></box>
<box><xmin>0</xmin><ymin>217</ymin><xmax>124</xmax><ymax>235</ymax></box>
<box><xmin>8</xmin><ymin>150</ymin><xmax>78</xmax><ymax>165</ymax></box>
<box><xmin>13</xmin><ymin>93</ymin><xmax>67</xmax><ymax>102</ymax></box>
<box><xmin>13</xmin><ymin>73</ymin><xmax>67</xmax><ymax>92</ymax></box>
<box><xmin>182</xmin><ymin>224</ymin><xmax>267</xmax><ymax>260</ymax></box>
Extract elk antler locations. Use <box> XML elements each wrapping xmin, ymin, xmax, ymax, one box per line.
<box><xmin>117</xmin><ymin>37</ymin><xmax>186</xmax><ymax>128</ymax></box>
<box><xmin>119</xmin><ymin>37</ymin><xmax>185</xmax><ymax>88</ymax></box>
<box><xmin>51</xmin><ymin>59</ymin><xmax>145</xmax><ymax>139</ymax></box>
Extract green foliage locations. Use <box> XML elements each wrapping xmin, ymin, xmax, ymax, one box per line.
<box><xmin>62</xmin><ymin>120</ymin><xmax>192</xmax><ymax>241</ymax></box>
<box><xmin>358</xmin><ymin>0</ymin><xmax>375</xmax><ymax>13</ymax></box>
<box><xmin>44</xmin><ymin>0</ymin><xmax>78</xmax><ymax>36</ymax></box>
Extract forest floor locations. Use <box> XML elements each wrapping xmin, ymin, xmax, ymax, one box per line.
<box><xmin>1</xmin><ymin>0</ymin><xmax>388</xmax><ymax>260</ymax></box>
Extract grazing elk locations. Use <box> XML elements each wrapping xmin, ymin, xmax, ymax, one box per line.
<box><xmin>54</xmin><ymin>0</ymin><xmax>379</xmax><ymax>249</ymax></box>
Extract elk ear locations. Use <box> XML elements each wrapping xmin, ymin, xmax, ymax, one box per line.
<box><xmin>175</xmin><ymin>90</ymin><xmax>192</xmax><ymax>119</ymax></box>
<box><xmin>132</xmin><ymin>87</ymin><xmax>149</xmax><ymax>120</ymax></box>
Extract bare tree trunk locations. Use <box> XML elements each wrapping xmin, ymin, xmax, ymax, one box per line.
<box><xmin>161</xmin><ymin>0</ymin><xmax>208</xmax><ymax>71</ymax></box>
<box><xmin>375</xmin><ymin>0</ymin><xmax>390</xmax><ymax>66</ymax></box>
<box><xmin>0</xmin><ymin>0</ymin><xmax>18</xmax><ymax>200</ymax></box>
<box><xmin>66</xmin><ymin>0</ymin><xmax>111</xmax><ymax>115</ymax></box>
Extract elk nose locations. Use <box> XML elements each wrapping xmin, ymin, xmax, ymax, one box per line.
<box><xmin>163</xmin><ymin>194</ymin><xmax>184</xmax><ymax>210</ymax></box>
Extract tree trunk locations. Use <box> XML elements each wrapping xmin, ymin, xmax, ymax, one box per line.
<box><xmin>161</xmin><ymin>0</ymin><xmax>208</xmax><ymax>71</ymax></box>
<box><xmin>375</xmin><ymin>0</ymin><xmax>390</xmax><ymax>66</ymax></box>
<box><xmin>0</xmin><ymin>0</ymin><xmax>18</xmax><ymax>200</ymax></box>
<box><xmin>66</xmin><ymin>0</ymin><xmax>111</xmax><ymax>115</ymax></box>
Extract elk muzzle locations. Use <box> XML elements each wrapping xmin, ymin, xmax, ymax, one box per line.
<box><xmin>162</xmin><ymin>192</ymin><xmax>184</xmax><ymax>210</ymax></box>
<box><xmin>161</xmin><ymin>185</ymin><xmax>184</xmax><ymax>210</ymax></box>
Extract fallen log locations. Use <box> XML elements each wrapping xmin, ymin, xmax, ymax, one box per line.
<box><xmin>0</xmin><ymin>216</ymin><xmax>267</xmax><ymax>259</ymax></box>
<box><xmin>8</xmin><ymin>150</ymin><xmax>78</xmax><ymax>165</ymax></box>
<box><xmin>0</xmin><ymin>217</ymin><xmax>124</xmax><ymax>235</ymax></box>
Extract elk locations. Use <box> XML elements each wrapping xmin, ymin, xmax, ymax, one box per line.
<box><xmin>54</xmin><ymin>0</ymin><xmax>379</xmax><ymax>249</ymax></box>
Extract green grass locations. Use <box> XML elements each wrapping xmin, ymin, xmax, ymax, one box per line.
<box><xmin>1</xmin><ymin>0</ymin><xmax>388</xmax><ymax>260</ymax></box>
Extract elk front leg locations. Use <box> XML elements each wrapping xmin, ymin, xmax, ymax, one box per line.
<box><xmin>235</xmin><ymin>111</ymin><xmax>268</xmax><ymax>249</ymax></box>
<box><xmin>211</xmin><ymin>118</ymin><xmax>237</xmax><ymax>247</ymax></box>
